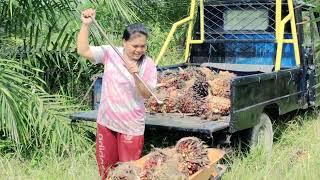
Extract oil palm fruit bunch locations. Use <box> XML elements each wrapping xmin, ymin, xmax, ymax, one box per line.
<box><xmin>208</xmin><ymin>71</ymin><xmax>235</xmax><ymax>98</ymax></box>
<box><xmin>207</xmin><ymin>96</ymin><xmax>231</xmax><ymax>115</ymax></box>
<box><xmin>192</xmin><ymin>76</ymin><xmax>209</xmax><ymax>98</ymax></box>
<box><xmin>175</xmin><ymin>137</ymin><xmax>210</xmax><ymax>175</ymax></box>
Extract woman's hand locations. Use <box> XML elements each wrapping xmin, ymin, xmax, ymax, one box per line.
<box><xmin>125</xmin><ymin>62</ymin><xmax>139</xmax><ymax>74</ymax></box>
<box><xmin>125</xmin><ymin>61</ymin><xmax>151</xmax><ymax>99</ymax></box>
<box><xmin>81</xmin><ymin>8</ymin><xmax>96</xmax><ymax>26</ymax></box>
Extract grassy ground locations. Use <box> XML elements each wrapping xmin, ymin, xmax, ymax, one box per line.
<box><xmin>223</xmin><ymin>110</ymin><xmax>320</xmax><ymax>180</ymax></box>
<box><xmin>0</xmin><ymin>150</ymin><xmax>98</xmax><ymax>180</ymax></box>
<box><xmin>1</xmin><ymin>110</ymin><xmax>319</xmax><ymax>180</ymax></box>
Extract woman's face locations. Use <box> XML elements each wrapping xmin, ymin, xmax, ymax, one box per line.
<box><xmin>123</xmin><ymin>33</ymin><xmax>147</xmax><ymax>61</ymax></box>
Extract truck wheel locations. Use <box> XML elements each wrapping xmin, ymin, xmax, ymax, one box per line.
<box><xmin>249</xmin><ymin>113</ymin><xmax>273</xmax><ymax>153</ymax></box>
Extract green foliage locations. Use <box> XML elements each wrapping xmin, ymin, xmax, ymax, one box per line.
<box><xmin>148</xmin><ymin>23</ymin><xmax>186</xmax><ymax>66</ymax></box>
<box><xmin>0</xmin><ymin>59</ymin><xmax>93</xmax><ymax>156</ymax></box>
<box><xmin>0</xmin><ymin>0</ymin><xmax>78</xmax><ymax>38</ymax></box>
<box><xmin>81</xmin><ymin>0</ymin><xmax>189</xmax><ymax>27</ymax></box>
<box><xmin>79</xmin><ymin>0</ymin><xmax>139</xmax><ymax>35</ymax></box>
<box><xmin>0</xmin><ymin>0</ymin><xmax>95</xmax><ymax>98</ymax></box>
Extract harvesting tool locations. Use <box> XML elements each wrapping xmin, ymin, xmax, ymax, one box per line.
<box><xmin>75</xmin><ymin>7</ymin><xmax>163</xmax><ymax>104</ymax></box>
<box><xmin>91</xmin><ymin>18</ymin><xmax>163</xmax><ymax>104</ymax></box>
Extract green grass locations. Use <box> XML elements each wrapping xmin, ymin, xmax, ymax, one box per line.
<box><xmin>223</xmin><ymin>110</ymin><xmax>320</xmax><ymax>180</ymax></box>
<box><xmin>1</xmin><ymin>111</ymin><xmax>319</xmax><ymax>179</ymax></box>
<box><xmin>0</xmin><ymin>150</ymin><xmax>98</xmax><ymax>180</ymax></box>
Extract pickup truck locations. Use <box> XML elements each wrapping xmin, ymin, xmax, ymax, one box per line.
<box><xmin>71</xmin><ymin>0</ymin><xmax>320</xmax><ymax>151</ymax></box>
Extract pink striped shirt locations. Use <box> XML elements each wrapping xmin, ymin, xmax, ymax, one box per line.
<box><xmin>90</xmin><ymin>45</ymin><xmax>157</xmax><ymax>135</ymax></box>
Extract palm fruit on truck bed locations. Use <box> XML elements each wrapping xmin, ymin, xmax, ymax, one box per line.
<box><xmin>145</xmin><ymin>67</ymin><xmax>236</xmax><ymax>120</ymax></box>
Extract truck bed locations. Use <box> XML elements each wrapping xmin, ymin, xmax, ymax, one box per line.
<box><xmin>70</xmin><ymin>111</ymin><xmax>230</xmax><ymax>134</ymax></box>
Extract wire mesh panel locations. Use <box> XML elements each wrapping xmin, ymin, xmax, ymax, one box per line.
<box><xmin>203</xmin><ymin>0</ymin><xmax>276</xmax><ymax>41</ymax></box>
<box><xmin>191</xmin><ymin>0</ymin><xmax>297</xmax><ymax>68</ymax></box>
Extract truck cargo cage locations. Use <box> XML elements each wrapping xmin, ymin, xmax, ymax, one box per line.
<box><xmin>202</xmin><ymin>0</ymin><xmax>277</xmax><ymax>41</ymax></box>
<box><xmin>190</xmin><ymin>0</ymin><xmax>301</xmax><ymax>70</ymax></box>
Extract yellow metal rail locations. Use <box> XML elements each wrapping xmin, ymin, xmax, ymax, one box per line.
<box><xmin>155</xmin><ymin>0</ymin><xmax>204</xmax><ymax>65</ymax></box>
<box><xmin>184</xmin><ymin>0</ymin><xmax>204</xmax><ymax>62</ymax></box>
<box><xmin>275</xmin><ymin>0</ymin><xmax>301</xmax><ymax>71</ymax></box>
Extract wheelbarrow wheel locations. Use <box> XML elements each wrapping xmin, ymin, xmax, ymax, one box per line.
<box><xmin>249</xmin><ymin>113</ymin><xmax>273</xmax><ymax>153</ymax></box>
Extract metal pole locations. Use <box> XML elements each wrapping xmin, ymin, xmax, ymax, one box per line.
<box><xmin>90</xmin><ymin>18</ymin><xmax>163</xmax><ymax>104</ymax></box>
<box><xmin>75</xmin><ymin>8</ymin><xmax>163</xmax><ymax>104</ymax></box>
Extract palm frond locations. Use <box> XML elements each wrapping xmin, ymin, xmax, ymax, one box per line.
<box><xmin>0</xmin><ymin>59</ymin><xmax>36</xmax><ymax>146</ymax></box>
<box><xmin>0</xmin><ymin>58</ymin><xmax>92</xmax><ymax>155</ymax></box>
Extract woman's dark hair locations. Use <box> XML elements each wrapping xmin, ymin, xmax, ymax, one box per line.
<box><xmin>122</xmin><ymin>23</ymin><xmax>148</xmax><ymax>41</ymax></box>
<box><xmin>123</xmin><ymin>23</ymin><xmax>148</xmax><ymax>68</ymax></box>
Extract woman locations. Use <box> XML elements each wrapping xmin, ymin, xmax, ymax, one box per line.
<box><xmin>77</xmin><ymin>9</ymin><xmax>157</xmax><ymax>179</ymax></box>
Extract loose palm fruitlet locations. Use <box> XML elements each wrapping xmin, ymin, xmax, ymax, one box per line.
<box><xmin>145</xmin><ymin>67</ymin><xmax>236</xmax><ymax>120</ymax></box>
<box><xmin>107</xmin><ymin>162</ymin><xmax>141</xmax><ymax>180</ymax></box>
<box><xmin>140</xmin><ymin>149</ymin><xmax>168</xmax><ymax>180</ymax></box>
<box><xmin>148</xmin><ymin>155</ymin><xmax>188</xmax><ymax>180</ymax></box>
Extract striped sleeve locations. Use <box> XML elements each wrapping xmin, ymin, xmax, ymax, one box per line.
<box><xmin>89</xmin><ymin>45</ymin><xmax>111</xmax><ymax>64</ymax></box>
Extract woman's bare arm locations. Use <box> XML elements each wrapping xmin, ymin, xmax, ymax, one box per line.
<box><xmin>76</xmin><ymin>9</ymin><xmax>95</xmax><ymax>62</ymax></box>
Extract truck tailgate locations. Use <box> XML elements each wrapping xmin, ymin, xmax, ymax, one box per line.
<box><xmin>70</xmin><ymin>111</ymin><xmax>230</xmax><ymax>134</ymax></box>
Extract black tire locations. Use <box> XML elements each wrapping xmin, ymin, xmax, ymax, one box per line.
<box><xmin>249</xmin><ymin>113</ymin><xmax>273</xmax><ymax>153</ymax></box>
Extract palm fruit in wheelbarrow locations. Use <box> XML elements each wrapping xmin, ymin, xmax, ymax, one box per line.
<box><xmin>140</xmin><ymin>149</ymin><xmax>168</xmax><ymax>180</ymax></box>
<box><xmin>107</xmin><ymin>162</ymin><xmax>141</xmax><ymax>180</ymax></box>
<box><xmin>111</xmin><ymin>137</ymin><xmax>225</xmax><ymax>180</ymax></box>
<box><xmin>175</xmin><ymin>137</ymin><xmax>210</xmax><ymax>176</ymax></box>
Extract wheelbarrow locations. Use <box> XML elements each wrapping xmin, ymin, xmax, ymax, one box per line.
<box><xmin>134</xmin><ymin>148</ymin><xmax>225</xmax><ymax>180</ymax></box>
